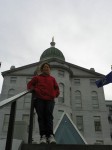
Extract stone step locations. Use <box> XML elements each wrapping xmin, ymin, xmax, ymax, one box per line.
<box><xmin>21</xmin><ymin>144</ymin><xmax>112</xmax><ymax>150</ymax></box>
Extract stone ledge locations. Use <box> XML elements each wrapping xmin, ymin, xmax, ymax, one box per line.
<box><xmin>21</xmin><ymin>144</ymin><xmax>112</xmax><ymax>150</ymax></box>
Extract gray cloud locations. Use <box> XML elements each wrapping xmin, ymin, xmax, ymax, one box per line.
<box><xmin>0</xmin><ymin>0</ymin><xmax>112</xmax><ymax>99</ymax></box>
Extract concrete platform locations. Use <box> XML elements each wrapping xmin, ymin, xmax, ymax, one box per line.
<box><xmin>21</xmin><ymin>144</ymin><xmax>112</xmax><ymax>150</ymax></box>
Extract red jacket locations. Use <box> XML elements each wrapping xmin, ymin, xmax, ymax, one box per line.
<box><xmin>27</xmin><ymin>74</ymin><xmax>60</xmax><ymax>100</ymax></box>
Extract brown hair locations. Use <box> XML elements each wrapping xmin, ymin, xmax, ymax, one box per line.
<box><xmin>40</xmin><ymin>63</ymin><xmax>51</xmax><ymax>71</ymax></box>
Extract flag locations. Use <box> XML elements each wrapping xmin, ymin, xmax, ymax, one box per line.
<box><xmin>95</xmin><ymin>71</ymin><xmax>112</xmax><ymax>88</ymax></box>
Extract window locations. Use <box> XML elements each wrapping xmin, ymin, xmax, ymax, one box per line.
<box><xmin>108</xmin><ymin>114</ymin><xmax>112</xmax><ymax>123</ymax></box>
<box><xmin>10</xmin><ymin>77</ymin><xmax>17</xmax><ymax>83</ymax></box>
<box><xmin>75</xmin><ymin>90</ymin><xmax>82</xmax><ymax>108</ymax></box>
<box><xmin>22</xmin><ymin>114</ymin><xmax>30</xmax><ymax>125</ymax></box>
<box><xmin>70</xmin><ymin>113</ymin><xmax>73</xmax><ymax>120</ymax></box>
<box><xmin>58</xmin><ymin>83</ymin><xmax>64</xmax><ymax>103</ymax></box>
<box><xmin>76</xmin><ymin>116</ymin><xmax>84</xmax><ymax>132</ymax></box>
<box><xmin>70</xmin><ymin>87</ymin><xmax>72</xmax><ymax>105</ymax></box>
<box><xmin>94</xmin><ymin>116</ymin><xmax>102</xmax><ymax>132</ymax></box>
<box><xmin>58</xmin><ymin>70</ymin><xmax>64</xmax><ymax>77</ymax></box>
<box><xmin>110</xmin><ymin>132</ymin><xmax>112</xmax><ymax>139</ymax></box>
<box><xmin>3</xmin><ymin>114</ymin><xmax>10</xmax><ymax>132</ymax></box>
<box><xmin>22</xmin><ymin>113</ymin><xmax>35</xmax><ymax>131</ymax></box>
<box><xmin>8</xmin><ymin>89</ymin><xmax>15</xmax><ymax>98</ymax></box>
<box><xmin>74</xmin><ymin>79</ymin><xmax>80</xmax><ymax>85</ymax></box>
<box><xmin>7</xmin><ymin>89</ymin><xmax>15</xmax><ymax>107</ymax></box>
<box><xmin>90</xmin><ymin>79</ymin><xmax>96</xmax><ymax>85</ymax></box>
<box><xmin>109</xmin><ymin>106</ymin><xmax>112</xmax><ymax>113</ymax></box>
<box><xmin>92</xmin><ymin>91</ymin><xmax>99</xmax><ymax>109</ymax></box>
<box><xmin>95</xmin><ymin>140</ymin><xmax>104</xmax><ymax>145</ymax></box>
<box><xmin>24</xmin><ymin>93</ymin><xmax>31</xmax><ymax>109</ymax></box>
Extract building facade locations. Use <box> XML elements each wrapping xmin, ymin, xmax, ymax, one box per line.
<box><xmin>106</xmin><ymin>101</ymin><xmax>112</xmax><ymax>141</ymax></box>
<box><xmin>0</xmin><ymin>40</ymin><xmax>112</xmax><ymax>145</ymax></box>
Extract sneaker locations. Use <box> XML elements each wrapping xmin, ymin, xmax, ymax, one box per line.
<box><xmin>48</xmin><ymin>135</ymin><xmax>56</xmax><ymax>144</ymax></box>
<box><xmin>40</xmin><ymin>135</ymin><xmax>47</xmax><ymax>144</ymax></box>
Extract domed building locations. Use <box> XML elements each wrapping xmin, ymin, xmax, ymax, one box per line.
<box><xmin>0</xmin><ymin>39</ymin><xmax>112</xmax><ymax>148</ymax></box>
<box><xmin>40</xmin><ymin>38</ymin><xmax>65</xmax><ymax>61</ymax></box>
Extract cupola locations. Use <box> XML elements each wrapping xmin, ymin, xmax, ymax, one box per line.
<box><xmin>40</xmin><ymin>37</ymin><xmax>65</xmax><ymax>61</ymax></box>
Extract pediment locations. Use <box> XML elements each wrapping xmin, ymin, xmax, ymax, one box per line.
<box><xmin>2</xmin><ymin>59</ymin><xmax>103</xmax><ymax>78</ymax></box>
<box><xmin>2</xmin><ymin>62</ymin><xmax>40</xmax><ymax>76</ymax></box>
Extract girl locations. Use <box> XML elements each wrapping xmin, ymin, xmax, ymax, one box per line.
<box><xmin>27</xmin><ymin>63</ymin><xmax>60</xmax><ymax>144</ymax></box>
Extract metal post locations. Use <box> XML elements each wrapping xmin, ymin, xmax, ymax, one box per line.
<box><xmin>28</xmin><ymin>93</ymin><xmax>34</xmax><ymax>143</ymax></box>
<box><xmin>5</xmin><ymin>101</ymin><xmax>17</xmax><ymax>150</ymax></box>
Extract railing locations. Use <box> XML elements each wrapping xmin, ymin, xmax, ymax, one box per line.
<box><xmin>0</xmin><ymin>90</ymin><xmax>34</xmax><ymax>150</ymax></box>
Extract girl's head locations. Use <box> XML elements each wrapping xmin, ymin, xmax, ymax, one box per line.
<box><xmin>40</xmin><ymin>63</ymin><xmax>51</xmax><ymax>75</ymax></box>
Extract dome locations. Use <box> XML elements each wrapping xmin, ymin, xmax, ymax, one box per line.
<box><xmin>40</xmin><ymin>38</ymin><xmax>65</xmax><ymax>61</ymax></box>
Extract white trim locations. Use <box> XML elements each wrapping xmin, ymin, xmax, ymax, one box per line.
<box><xmin>54</xmin><ymin>111</ymin><xmax>65</xmax><ymax>133</ymax></box>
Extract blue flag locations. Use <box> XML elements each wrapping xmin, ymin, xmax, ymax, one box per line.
<box><xmin>95</xmin><ymin>71</ymin><xmax>112</xmax><ymax>88</ymax></box>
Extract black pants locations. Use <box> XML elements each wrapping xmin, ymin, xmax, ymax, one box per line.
<box><xmin>34</xmin><ymin>98</ymin><xmax>55</xmax><ymax>137</ymax></box>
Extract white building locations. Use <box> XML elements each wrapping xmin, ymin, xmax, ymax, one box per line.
<box><xmin>0</xmin><ymin>40</ymin><xmax>112</xmax><ymax>146</ymax></box>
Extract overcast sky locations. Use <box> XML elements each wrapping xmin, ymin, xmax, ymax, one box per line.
<box><xmin>0</xmin><ymin>0</ymin><xmax>112</xmax><ymax>100</ymax></box>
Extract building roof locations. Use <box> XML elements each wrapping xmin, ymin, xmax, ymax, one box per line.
<box><xmin>1</xmin><ymin>58</ymin><xmax>104</xmax><ymax>77</ymax></box>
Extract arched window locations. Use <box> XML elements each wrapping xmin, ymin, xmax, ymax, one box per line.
<box><xmin>58</xmin><ymin>83</ymin><xmax>64</xmax><ymax>103</ymax></box>
<box><xmin>91</xmin><ymin>91</ymin><xmax>99</xmax><ymax>109</ymax></box>
<box><xmin>75</xmin><ymin>90</ymin><xmax>82</xmax><ymax>108</ymax></box>
<box><xmin>76</xmin><ymin>116</ymin><xmax>84</xmax><ymax>132</ymax></box>
<box><xmin>8</xmin><ymin>89</ymin><xmax>15</xmax><ymax>98</ymax></box>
